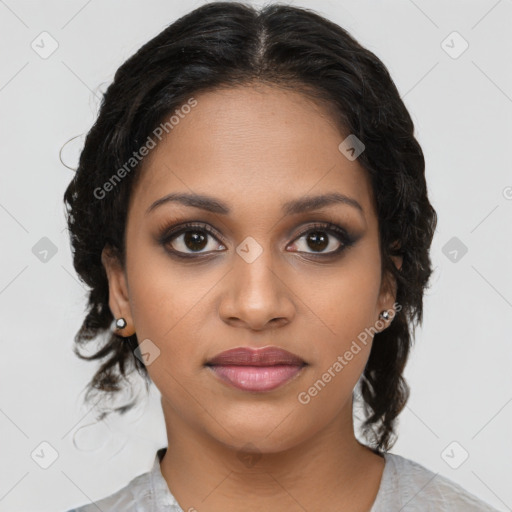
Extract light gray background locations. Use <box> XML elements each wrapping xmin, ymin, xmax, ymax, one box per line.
<box><xmin>1</xmin><ymin>0</ymin><xmax>511</xmax><ymax>511</ymax></box>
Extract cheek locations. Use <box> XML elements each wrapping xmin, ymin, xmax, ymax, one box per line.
<box><xmin>297</xmin><ymin>281</ymin><xmax>378</xmax><ymax>418</ymax></box>
<box><xmin>123</xmin><ymin>248</ymin><xmax>211</xmax><ymax>387</ymax></box>
<box><xmin>126</xmin><ymin>237</ymin><xmax>209</xmax><ymax>336</ymax></box>
<box><xmin>303</xmin><ymin>254</ymin><xmax>382</xmax><ymax>340</ymax></box>
<box><xmin>297</xmin><ymin>250</ymin><xmax>381</xmax><ymax>397</ymax></box>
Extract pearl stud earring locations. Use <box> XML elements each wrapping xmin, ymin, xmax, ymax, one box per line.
<box><xmin>115</xmin><ymin>317</ymin><xmax>127</xmax><ymax>329</ymax></box>
<box><xmin>379</xmin><ymin>310</ymin><xmax>390</xmax><ymax>321</ymax></box>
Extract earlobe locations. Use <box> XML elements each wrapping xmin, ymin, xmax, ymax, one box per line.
<box><xmin>376</xmin><ymin>254</ymin><xmax>402</xmax><ymax>331</ymax></box>
<box><xmin>101</xmin><ymin>246</ymin><xmax>135</xmax><ymax>336</ymax></box>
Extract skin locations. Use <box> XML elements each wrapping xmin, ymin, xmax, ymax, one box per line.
<box><xmin>102</xmin><ymin>83</ymin><xmax>402</xmax><ymax>512</ymax></box>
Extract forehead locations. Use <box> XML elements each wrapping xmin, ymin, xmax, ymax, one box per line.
<box><xmin>130</xmin><ymin>84</ymin><xmax>375</xmax><ymax>221</ymax></box>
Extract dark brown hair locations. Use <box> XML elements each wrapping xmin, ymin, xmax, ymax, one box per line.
<box><xmin>63</xmin><ymin>1</ymin><xmax>437</xmax><ymax>451</ymax></box>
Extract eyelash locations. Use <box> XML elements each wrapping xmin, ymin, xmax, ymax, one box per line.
<box><xmin>157</xmin><ymin>221</ymin><xmax>357</xmax><ymax>261</ymax></box>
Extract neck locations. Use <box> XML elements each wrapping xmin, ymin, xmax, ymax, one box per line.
<box><xmin>159</xmin><ymin>397</ymin><xmax>385</xmax><ymax>512</ymax></box>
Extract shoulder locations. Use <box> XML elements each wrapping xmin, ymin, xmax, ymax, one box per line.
<box><xmin>64</xmin><ymin>470</ymin><xmax>153</xmax><ymax>512</ymax></box>
<box><xmin>63</xmin><ymin>447</ymin><xmax>180</xmax><ymax>512</ymax></box>
<box><xmin>372</xmin><ymin>452</ymin><xmax>499</xmax><ymax>512</ymax></box>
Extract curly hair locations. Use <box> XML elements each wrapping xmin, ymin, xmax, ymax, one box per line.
<box><xmin>63</xmin><ymin>1</ymin><xmax>437</xmax><ymax>451</ymax></box>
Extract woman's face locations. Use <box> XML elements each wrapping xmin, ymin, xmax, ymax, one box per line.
<box><xmin>103</xmin><ymin>83</ymin><xmax>400</xmax><ymax>453</ymax></box>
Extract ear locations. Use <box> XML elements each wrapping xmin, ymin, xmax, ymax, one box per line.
<box><xmin>101</xmin><ymin>245</ymin><xmax>135</xmax><ymax>336</ymax></box>
<box><xmin>376</xmin><ymin>253</ymin><xmax>403</xmax><ymax>330</ymax></box>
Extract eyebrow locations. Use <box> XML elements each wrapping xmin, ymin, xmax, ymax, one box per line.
<box><xmin>145</xmin><ymin>192</ymin><xmax>364</xmax><ymax>216</ymax></box>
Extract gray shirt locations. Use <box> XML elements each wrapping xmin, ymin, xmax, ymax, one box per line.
<box><xmin>66</xmin><ymin>447</ymin><xmax>499</xmax><ymax>511</ymax></box>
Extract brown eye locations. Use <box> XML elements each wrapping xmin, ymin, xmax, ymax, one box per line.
<box><xmin>289</xmin><ymin>223</ymin><xmax>352</xmax><ymax>255</ymax></box>
<box><xmin>304</xmin><ymin>231</ymin><xmax>330</xmax><ymax>252</ymax></box>
<box><xmin>182</xmin><ymin>230</ymin><xmax>208</xmax><ymax>252</ymax></box>
<box><xmin>161</xmin><ymin>223</ymin><xmax>226</xmax><ymax>256</ymax></box>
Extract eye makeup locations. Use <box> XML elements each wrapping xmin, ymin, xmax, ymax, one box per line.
<box><xmin>154</xmin><ymin>213</ymin><xmax>363</xmax><ymax>263</ymax></box>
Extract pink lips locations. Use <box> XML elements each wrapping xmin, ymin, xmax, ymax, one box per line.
<box><xmin>206</xmin><ymin>347</ymin><xmax>306</xmax><ymax>392</ymax></box>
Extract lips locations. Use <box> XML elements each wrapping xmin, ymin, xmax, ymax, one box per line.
<box><xmin>206</xmin><ymin>346</ymin><xmax>305</xmax><ymax>367</ymax></box>
<box><xmin>205</xmin><ymin>347</ymin><xmax>307</xmax><ymax>392</ymax></box>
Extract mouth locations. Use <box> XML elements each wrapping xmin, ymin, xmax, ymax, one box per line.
<box><xmin>205</xmin><ymin>346</ymin><xmax>307</xmax><ymax>392</ymax></box>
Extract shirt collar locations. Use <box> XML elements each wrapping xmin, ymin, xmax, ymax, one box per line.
<box><xmin>148</xmin><ymin>447</ymin><xmax>184</xmax><ymax>512</ymax></box>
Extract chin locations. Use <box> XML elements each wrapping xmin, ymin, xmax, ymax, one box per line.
<box><xmin>207</xmin><ymin>413</ymin><xmax>316</xmax><ymax>456</ymax></box>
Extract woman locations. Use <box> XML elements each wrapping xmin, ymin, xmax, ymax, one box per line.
<box><xmin>63</xmin><ymin>2</ymin><xmax>498</xmax><ymax>511</ymax></box>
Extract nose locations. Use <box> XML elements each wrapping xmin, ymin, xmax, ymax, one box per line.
<box><xmin>218</xmin><ymin>246</ymin><xmax>296</xmax><ymax>332</ymax></box>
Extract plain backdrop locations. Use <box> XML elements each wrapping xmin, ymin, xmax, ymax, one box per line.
<box><xmin>1</xmin><ymin>0</ymin><xmax>511</xmax><ymax>511</ymax></box>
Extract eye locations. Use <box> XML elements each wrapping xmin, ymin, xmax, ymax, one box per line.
<box><xmin>287</xmin><ymin>223</ymin><xmax>353</xmax><ymax>256</ymax></box>
<box><xmin>161</xmin><ymin>223</ymin><xmax>226</xmax><ymax>256</ymax></box>
<box><xmin>158</xmin><ymin>220</ymin><xmax>356</xmax><ymax>260</ymax></box>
